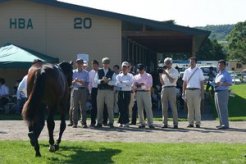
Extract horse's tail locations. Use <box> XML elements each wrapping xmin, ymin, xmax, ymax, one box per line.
<box><xmin>22</xmin><ymin>69</ymin><xmax>45</xmax><ymax>125</ymax></box>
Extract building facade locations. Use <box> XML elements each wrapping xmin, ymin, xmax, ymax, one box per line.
<box><xmin>0</xmin><ymin>0</ymin><xmax>209</xmax><ymax>88</ymax></box>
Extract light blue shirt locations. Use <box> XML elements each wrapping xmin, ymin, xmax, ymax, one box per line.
<box><xmin>215</xmin><ymin>69</ymin><xmax>232</xmax><ymax>91</ymax></box>
<box><xmin>115</xmin><ymin>72</ymin><xmax>134</xmax><ymax>91</ymax></box>
<box><xmin>72</xmin><ymin>69</ymin><xmax>89</xmax><ymax>88</ymax></box>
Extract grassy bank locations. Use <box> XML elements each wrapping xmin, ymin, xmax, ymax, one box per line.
<box><xmin>0</xmin><ymin>141</ymin><xmax>245</xmax><ymax>163</ymax></box>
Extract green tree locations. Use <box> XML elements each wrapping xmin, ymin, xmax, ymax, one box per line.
<box><xmin>196</xmin><ymin>38</ymin><xmax>226</xmax><ymax>60</ymax></box>
<box><xmin>226</xmin><ymin>21</ymin><xmax>246</xmax><ymax>64</ymax></box>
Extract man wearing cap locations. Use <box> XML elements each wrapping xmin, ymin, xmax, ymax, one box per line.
<box><xmin>94</xmin><ymin>57</ymin><xmax>116</xmax><ymax>128</ymax></box>
<box><xmin>214</xmin><ymin>59</ymin><xmax>232</xmax><ymax>129</ymax></box>
<box><xmin>182</xmin><ymin>57</ymin><xmax>204</xmax><ymax>128</ymax></box>
<box><xmin>133</xmin><ymin>64</ymin><xmax>155</xmax><ymax>129</ymax></box>
<box><xmin>115</xmin><ymin>61</ymin><xmax>134</xmax><ymax>127</ymax></box>
<box><xmin>69</xmin><ymin>58</ymin><xmax>89</xmax><ymax>128</ymax></box>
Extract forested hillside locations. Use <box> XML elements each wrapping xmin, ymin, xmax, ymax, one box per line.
<box><xmin>196</xmin><ymin>24</ymin><xmax>234</xmax><ymax>41</ymax></box>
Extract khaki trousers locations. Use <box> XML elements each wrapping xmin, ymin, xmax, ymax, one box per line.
<box><xmin>136</xmin><ymin>91</ymin><xmax>153</xmax><ymax>126</ymax></box>
<box><xmin>185</xmin><ymin>89</ymin><xmax>201</xmax><ymax>125</ymax></box>
<box><xmin>161</xmin><ymin>87</ymin><xmax>178</xmax><ymax>126</ymax></box>
<box><xmin>97</xmin><ymin>89</ymin><xmax>114</xmax><ymax>125</ymax></box>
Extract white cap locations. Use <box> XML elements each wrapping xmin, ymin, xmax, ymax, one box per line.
<box><xmin>121</xmin><ymin>61</ymin><xmax>129</xmax><ymax>67</ymax></box>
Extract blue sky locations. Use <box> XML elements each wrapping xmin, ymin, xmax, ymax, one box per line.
<box><xmin>59</xmin><ymin>0</ymin><xmax>246</xmax><ymax>27</ymax></box>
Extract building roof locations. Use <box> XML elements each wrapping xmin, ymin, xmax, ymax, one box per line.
<box><xmin>0</xmin><ymin>0</ymin><xmax>210</xmax><ymax>36</ymax></box>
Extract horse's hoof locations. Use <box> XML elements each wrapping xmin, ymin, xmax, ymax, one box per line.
<box><xmin>35</xmin><ymin>153</ymin><xmax>41</xmax><ymax>157</ymax></box>
<box><xmin>49</xmin><ymin>145</ymin><xmax>56</xmax><ymax>152</ymax></box>
<box><xmin>54</xmin><ymin>144</ymin><xmax>59</xmax><ymax>151</ymax></box>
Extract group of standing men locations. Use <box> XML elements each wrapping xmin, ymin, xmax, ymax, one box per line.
<box><xmin>67</xmin><ymin>56</ymin><xmax>233</xmax><ymax>130</ymax></box>
<box><xmin>68</xmin><ymin>57</ymin><xmax>155</xmax><ymax>129</ymax></box>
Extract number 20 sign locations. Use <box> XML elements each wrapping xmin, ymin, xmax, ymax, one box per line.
<box><xmin>74</xmin><ymin>17</ymin><xmax>92</xmax><ymax>29</ymax></box>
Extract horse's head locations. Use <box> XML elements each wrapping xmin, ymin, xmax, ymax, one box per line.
<box><xmin>58</xmin><ymin>61</ymin><xmax>73</xmax><ymax>87</ymax></box>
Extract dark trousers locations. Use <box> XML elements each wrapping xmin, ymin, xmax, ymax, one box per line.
<box><xmin>131</xmin><ymin>101</ymin><xmax>138</xmax><ymax>124</ymax></box>
<box><xmin>90</xmin><ymin>88</ymin><xmax>98</xmax><ymax>125</ymax></box>
<box><xmin>118</xmin><ymin>91</ymin><xmax>131</xmax><ymax>124</ymax></box>
<box><xmin>103</xmin><ymin>104</ymin><xmax>108</xmax><ymax>125</ymax></box>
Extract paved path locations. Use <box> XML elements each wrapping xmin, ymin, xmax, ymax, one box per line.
<box><xmin>0</xmin><ymin>120</ymin><xmax>245</xmax><ymax>143</ymax></box>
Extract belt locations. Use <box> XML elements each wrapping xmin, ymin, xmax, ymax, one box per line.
<box><xmin>136</xmin><ymin>90</ymin><xmax>150</xmax><ymax>92</ymax></box>
<box><xmin>186</xmin><ymin>88</ymin><xmax>200</xmax><ymax>90</ymax></box>
<box><xmin>163</xmin><ymin>86</ymin><xmax>176</xmax><ymax>88</ymax></box>
<box><xmin>78</xmin><ymin>87</ymin><xmax>86</xmax><ymax>89</ymax></box>
<box><xmin>215</xmin><ymin>90</ymin><xmax>227</xmax><ymax>92</ymax></box>
<box><xmin>119</xmin><ymin>91</ymin><xmax>131</xmax><ymax>93</ymax></box>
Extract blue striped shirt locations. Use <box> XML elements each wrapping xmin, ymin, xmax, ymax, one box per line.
<box><xmin>72</xmin><ymin>69</ymin><xmax>89</xmax><ymax>88</ymax></box>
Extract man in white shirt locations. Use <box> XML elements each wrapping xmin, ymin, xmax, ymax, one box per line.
<box><xmin>88</xmin><ymin>60</ymin><xmax>99</xmax><ymax>127</ymax></box>
<box><xmin>115</xmin><ymin>61</ymin><xmax>134</xmax><ymax>127</ymax></box>
<box><xmin>182</xmin><ymin>57</ymin><xmax>205</xmax><ymax>128</ymax></box>
<box><xmin>16</xmin><ymin>75</ymin><xmax>28</xmax><ymax>113</ymax></box>
<box><xmin>159</xmin><ymin>57</ymin><xmax>179</xmax><ymax>129</ymax></box>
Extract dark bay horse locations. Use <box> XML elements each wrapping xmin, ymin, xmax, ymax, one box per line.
<box><xmin>22</xmin><ymin>62</ymin><xmax>73</xmax><ymax>157</ymax></box>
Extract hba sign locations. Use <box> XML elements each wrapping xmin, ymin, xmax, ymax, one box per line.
<box><xmin>9</xmin><ymin>17</ymin><xmax>92</xmax><ymax>29</ymax></box>
<box><xmin>9</xmin><ymin>18</ymin><xmax>33</xmax><ymax>29</ymax></box>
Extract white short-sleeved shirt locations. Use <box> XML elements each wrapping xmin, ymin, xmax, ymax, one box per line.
<box><xmin>160</xmin><ymin>67</ymin><xmax>179</xmax><ymax>87</ymax></box>
<box><xmin>182</xmin><ymin>66</ymin><xmax>204</xmax><ymax>89</ymax></box>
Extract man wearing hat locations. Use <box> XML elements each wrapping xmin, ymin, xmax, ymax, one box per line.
<box><xmin>133</xmin><ymin>64</ymin><xmax>155</xmax><ymax>129</ymax></box>
<box><xmin>159</xmin><ymin>57</ymin><xmax>179</xmax><ymax>129</ymax></box>
<box><xmin>69</xmin><ymin>58</ymin><xmax>89</xmax><ymax>128</ymax></box>
<box><xmin>115</xmin><ymin>61</ymin><xmax>134</xmax><ymax>127</ymax></box>
<box><xmin>94</xmin><ymin>57</ymin><xmax>116</xmax><ymax>128</ymax></box>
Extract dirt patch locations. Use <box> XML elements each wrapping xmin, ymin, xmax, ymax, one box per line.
<box><xmin>0</xmin><ymin>120</ymin><xmax>245</xmax><ymax>143</ymax></box>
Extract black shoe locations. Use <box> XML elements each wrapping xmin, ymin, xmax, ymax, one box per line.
<box><xmin>173</xmin><ymin>125</ymin><xmax>178</xmax><ymax>129</ymax></box>
<box><xmin>138</xmin><ymin>124</ymin><xmax>145</xmax><ymax>129</ymax></box>
<box><xmin>90</xmin><ymin>124</ymin><xmax>95</xmax><ymax>128</ymax></box>
<box><xmin>67</xmin><ymin>123</ymin><xmax>73</xmax><ymax>126</ymax></box>
<box><xmin>96</xmin><ymin>124</ymin><xmax>102</xmax><ymax>128</ymax></box>
<box><xmin>196</xmin><ymin>125</ymin><xmax>200</xmax><ymax>128</ymax></box>
<box><xmin>149</xmin><ymin>125</ymin><xmax>155</xmax><ymax>129</ymax></box>
<box><xmin>82</xmin><ymin>124</ymin><xmax>88</xmax><ymax>128</ymax></box>
<box><xmin>109</xmin><ymin>124</ymin><xmax>114</xmax><ymax>128</ymax></box>
<box><xmin>187</xmin><ymin>124</ymin><xmax>194</xmax><ymax>128</ymax></box>
<box><xmin>72</xmin><ymin>125</ymin><xmax>77</xmax><ymax>128</ymax></box>
<box><xmin>161</xmin><ymin>125</ymin><xmax>168</xmax><ymax>128</ymax></box>
<box><xmin>130</xmin><ymin>122</ymin><xmax>136</xmax><ymax>125</ymax></box>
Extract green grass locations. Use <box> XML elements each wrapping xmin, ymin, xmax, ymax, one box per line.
<box><xmin>0</xmin><ymin>141</ymin><xmax>245</xmax><ymax>164</ymax></box>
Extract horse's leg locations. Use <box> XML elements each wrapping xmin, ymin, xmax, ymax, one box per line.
<box><xmin>47</xmin><ymin>109</ymin><xmax>56</xmax><ymax>152</ymax></box>
<box><xmin>54</xmin><ymin>113</ymin><xmax>66</xmax><ymax>151</ymax></box>
<box><xmin>28</xmin><ymin>105</ymin><xmax>45</xmax><ymax>157</ymax></box>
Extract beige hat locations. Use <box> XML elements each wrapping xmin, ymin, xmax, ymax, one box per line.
<box><xmin>102</xmin><ymin>57</ymin><xmax>110</xmax><ymax>64</ymax></box>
